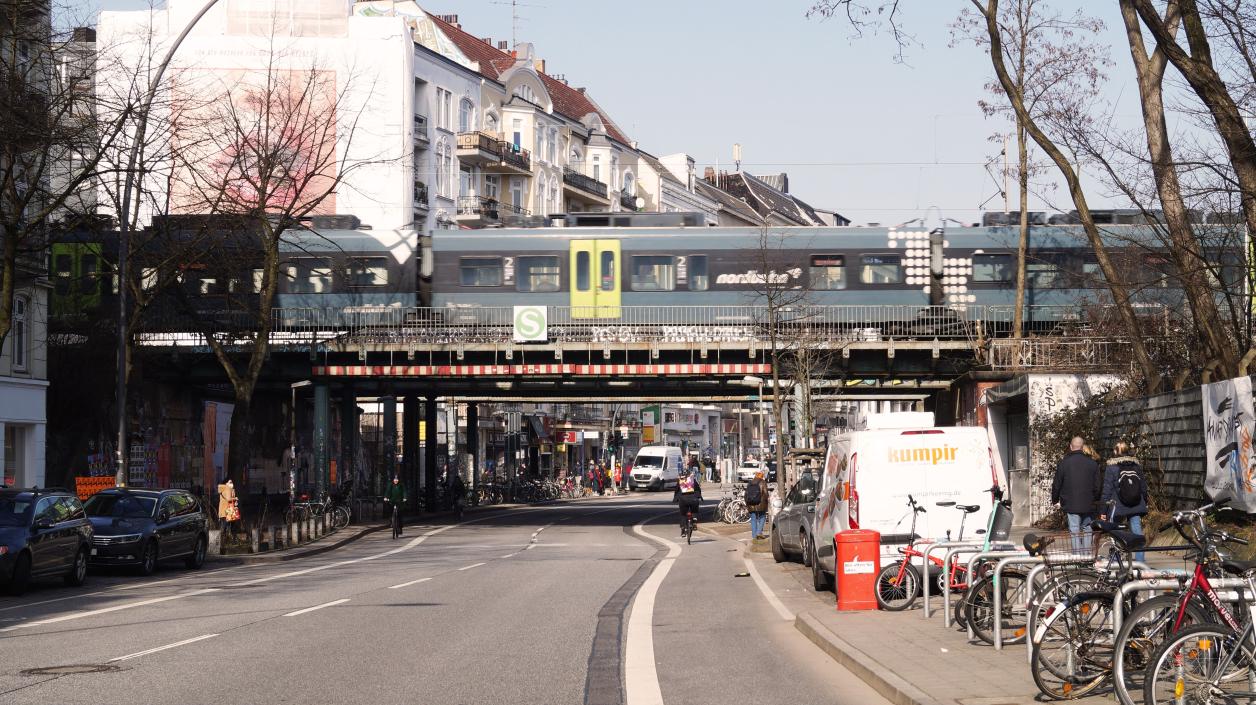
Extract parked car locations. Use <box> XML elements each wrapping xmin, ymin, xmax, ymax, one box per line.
<box><xmin>0</xmin><ymin>488</ymin><xmax>93</xmax><ymax>594</ymax></box>
<box><xmin>770</xmin><ymin>472</ymin><xmax>817</xmax><ymax>564</ymax></box>
<box><xmin>84</xmin><ymin>488</ymin><xmax>208</xmax><ymax>575</ymax></box>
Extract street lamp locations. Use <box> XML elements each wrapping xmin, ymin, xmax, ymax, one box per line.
<box><xmin>737</xmin><ymin>375</ymin><xmax>766</xmax><ymax>459</ymax></box>
<box><xmin>115</xmin><ymin>0</ymin><xmax>225</xmax><ymax>486</ymax></box>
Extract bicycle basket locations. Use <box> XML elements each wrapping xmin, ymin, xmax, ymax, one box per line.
<box><xmin>1029</xmin><ymin>530</ymin><xmax>1098</xmax><ymax>577</ymax></box>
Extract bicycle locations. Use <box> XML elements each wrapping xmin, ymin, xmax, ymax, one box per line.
<box><xmin>390</xmin><ymin>504</ymin><xmax>401</xmax><ymax>540</ymax></box>
<box><xmin>874</xmin><ymin>491</ymin><xmax>992</xmax><ymax>613</ymax></box>
<box><xmin>682</xmin><ymin>509</ymin><xmax>697</xmax><ymax>545</ymax></box>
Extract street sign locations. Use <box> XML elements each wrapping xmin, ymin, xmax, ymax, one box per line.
<box><xmin>513</xmin><ymin>305</ymin><xmax>547</xmax><ymax>342</ymax></box>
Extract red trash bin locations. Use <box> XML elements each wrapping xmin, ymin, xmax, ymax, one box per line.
<box><xmin>835</xmin><ymin>529</ymin><xmax>881</xmax><ymax>611</ymax></box>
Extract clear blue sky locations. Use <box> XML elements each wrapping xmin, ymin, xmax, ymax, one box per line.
<box><xmin>83</xmin><ymin>0</ymin><xmax>1145</xmax><ymax>226</ymax></box>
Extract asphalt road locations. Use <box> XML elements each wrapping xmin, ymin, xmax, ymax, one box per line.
<box><xmin>0</xmin><ymin>493</ymin><xmax>887</xmax><ymax>705</ymax></box>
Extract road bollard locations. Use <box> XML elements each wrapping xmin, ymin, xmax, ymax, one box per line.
<box><xmin>305</xmin><ymin>517</ymin><xmax>313</xmax><ymax>542</ymax></box>
<box><xmin>267</xmin><ymin>525</ymin><xmax>277</xmax><ymax>551</ymax></box>
<box><xmin>250</xmin><ymin>527</ymin><xmax>260</xmax><ymax>554</ymax></box>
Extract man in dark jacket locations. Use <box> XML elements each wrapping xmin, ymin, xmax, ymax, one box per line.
<box><xmin>1101</xmin><ymin>441</ymin><xmax>1148</xmax><ymax>561</ymax></box>
<box><xmin>1052</xmin><ymin>437</ymin><xmax>1101</xmax><ymax>550</ymax></box>
<box><xmin>384</xmin><ymin>476</ymin><xmax>406</xmax><ymax>537</ymax></box>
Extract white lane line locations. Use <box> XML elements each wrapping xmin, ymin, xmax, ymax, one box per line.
<box><xmin>501</xmin><ymin>553</ymin><xmax>518</xmax><ymax>559</ymax></box>
<box><xmin>388</xmin><ymin>577</ymin><xmax>432</xmax><ymax>590</ymax></box>
<box><xmin>457</xmin><ymin>562</ymin><xmax>486</xmax><ymax>571</ymax></box>
<box><xmin>0</xmin><ymin>589</ymin><xmax>219</xmax><ymax>632</ymax></box>
<box><xmin>743</xmin><ymin>557</ymin><xmax>794</xmax><ymax>621</ymax></box>
<box><xmin>625</xmin><ymin>516</ymin><xmax>684</xmax><ymax>705</ymax></box>
<box><xmin>284</xmin><ymin>598</ymin><xmax>349</xmax><ymax>617</ymax></box>
<box><xmin>110</xmin><ymin>633</ymin><xmax>219</xmax><ymax>662</ymax></box>
<box><xmin>0</xmin><ymin>565</ymin><xmax>240</xmax><ymax>613</ymax></box>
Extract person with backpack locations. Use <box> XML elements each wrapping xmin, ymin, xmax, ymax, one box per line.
<box><xmin>673</xmin><ymin>468</ymin><xmax>703</xmax><ymax>535</ymax></box>
<box><xmin>1052</xmin><ymin>436</ymin><xmax>1102</xmax><ymax>551</ymax></box>
<box><xmin>744</xmin><ymin>470</ymin><xmax>770</xmax><ymax>540</ymax></box>
<box><xmin>1101</xmin><ymin>442</ymin><xmax>1148</xmax><ymax>561</ymax></box>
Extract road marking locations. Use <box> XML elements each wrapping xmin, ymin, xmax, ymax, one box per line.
<box><xmin>284</xmin><ymin>598</ymin><xmax>349</xmax><ymax>617</ymax></box>
<box><xmin>625</xmin><ymin>517</ymin><xmax>683</xmax><ymax>705</ymax></box>
<box><xmin>0</xmin><ymin>589</ymin><xmax>219</xmax><ymax>632</ymax></box>
<box><xmin>457</xmin><ymin>562</ymin><xmax>486</xmax><ymax>571</ymax></box>
<box><xmin>388</xmin><ymin>577</ymin><xmax>432</xmax><ymax>590</ymax></box>
<box><xmin>743</xmin><ymin>556</ymin><xmax>794</xmax><ymax>621</ymax></box>
<box><xmin>501</xmin><ymin>553</ymin><xmax>518</xmax><ymax>559</ymax></box>
<box><xmin>110</xmin><ymin>633</ymin><xmax>219</xmax><ymax>661</ymax></box>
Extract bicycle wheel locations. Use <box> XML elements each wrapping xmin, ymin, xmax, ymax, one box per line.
<box><xmin>1027</xmin><ymin>570</ymin><xmax>1103</xmax><ymax>643</ymax></box>
<box><xmin>1031</xmin><ymin>595</ymin><xmax>1114</xmax><ymax>699</ymax></box>
<box><xmin>965</xmin><ymin>570</ymin><xmax>1031</xmax><ymax>645</ymax></box>
<box><xmin>875</xmin><ymin>560</ymin><xmax>921</xmax><ymax>611</ymax></box>
<box><xmin>331</xmin><ymin>507</ymin><xmax>350</xmax><ymax>529</ymax></box>
<box><xmin>730</xmin><ymin>502</ymin><xmax>750</xmax><ymax>524</ymax></box>
<box><xmin>1113</xmin><ymin>594</ymin><xmax>1210</xmax><ymax>705</ymax></box>
<box><xmin>1144</xmin><ymin>624</ymin><xmax>1256</xmax><ymax>705</ymax></box>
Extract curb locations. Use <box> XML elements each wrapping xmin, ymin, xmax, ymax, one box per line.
<box><xmin>794</xmin><ymin>611</ymin><xmax>942</xmax><ymax>705</ymax></box>
<box><xmin>207</xmin><ymin>524</ymin><xmax>384</xmax><ymax>565</ymax></box>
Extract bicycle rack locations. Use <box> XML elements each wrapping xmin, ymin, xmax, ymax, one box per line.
<box><xmin>960</xmin><ymin>550</ymin><xmax>1028</xmax><ymax>635</ymax></box>
<box><xmin>942</xmin><ymin>545</ymin><xmax>999</xmax><ymax>628</ymax></box>
<box><xmin>991</xmin><ymin>555</ymin><xmax>1043</xmax><ymax>650</ymax></box>
<box><xmin>921</xmin><ymin>541</ymin><xmax>986</xmax><ymax>619</ymax></box>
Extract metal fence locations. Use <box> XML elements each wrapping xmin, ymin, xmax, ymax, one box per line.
<box><xmin>987</xmin><ymin>337</ymin><xmax>1134</xmax><ymax>370</ymax></box>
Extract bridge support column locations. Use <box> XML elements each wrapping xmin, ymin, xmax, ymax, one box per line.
<box><xmin>402</xmin><ymin>396</ymin><xmax>418</xmax><ymax>508</ymax></box>
<box><xmin>339</xmin><ymin>388</ymin><xmax>357</xmax><ymax>494</ymax></box>
<box><xmin>313</xmin><ymin>383</ymin><xmax>330</xmax><ymax>494</ymax></box>
<box><xmin>424</xmin><ymin>397</ymin><xmax>438</xmax><ymax>511</ymax></box>
<box><xmin>382</xmin><ymin>396</ymin><xmax>397</xmax><ymax>493</ymax></box>
<box><xmin>466</xmin><ymin>404</ymin><xmax>479</xmax><ymax>491</ymax></box>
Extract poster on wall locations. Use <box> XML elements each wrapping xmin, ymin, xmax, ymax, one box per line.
<box><xmin>202</xmin><ymin>401</ymin><xmax>235</xmax><ymax>489</ymax></box>
<box><xmin>1201</xmin><ymin>376</ymin><xmax>1256</xmax><ymax>511</ymax></box>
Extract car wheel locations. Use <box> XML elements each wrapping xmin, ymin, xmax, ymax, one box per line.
<box><xmin>770</xmin><ymin>526</ymin><xmax>787</xmax><ymax>563</ymax></box>
<box><xmin>185</xmin><ymin>535</ymin><xmax>207</xmax><ymax>569</ymax></box>
<box><xmin>138</xmin><ymin>540</ymin><xmax>158</xmax><ymax>576</ymax></box>
<box><xmin>6</xmin><ymin>552</ymin><xmax>31</xmax><ymax>595</ymax></box>
<box><xmin>64</xmin><ymin>547</ymin><xmax>88</xmax><ymax>587</ymax></box>
<box><xmin>810</xmin><ymin>539</ymin><xmax>832</xmax><ymax>592</ymax></box>
<box><xmin>801</xmin><ymin>531</ymin><xmax>813</xmax><ymax>567</ymax></box>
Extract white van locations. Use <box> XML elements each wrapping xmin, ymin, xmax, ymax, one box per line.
<box><xmin>806</xmin><ymin>426</ymin><xmax>1001</xmax><ymax>591</ymax></box>
<box><xmin>629</xmin><ymin>446</ymin><xmax>684</xmax><ymax>491</ymax></box>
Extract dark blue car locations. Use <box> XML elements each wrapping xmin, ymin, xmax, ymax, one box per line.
<box><xmin>84</xmin><ymin>489</ymin><xmax>209</xmax><ymax>575</ymax></box>
<box><xmin>0</xmin><ymin>489</ymin><xmax>92</xmax><ymax>594</ymax></box>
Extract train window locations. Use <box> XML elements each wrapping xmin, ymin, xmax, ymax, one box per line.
<box><xmin>1027</xmin><ymin>262</ymin><xmax>1059</xmax><ymax>287</ymax></box>
<box><xmin>288</xmin><ymin>260</ymin><xmax>333</xmax><ymax>294</ymax></box>
<box><xmin>688</xmin><ymin>255</ymin><xmax>709</xmax><ymax>291</ymax></box>
<box><xmin>459</xmin><ymin>257</ymin><xmax>503</xmax><ymax>287</ymax></box>
<box><xmin>516</xmin><ymin>256</ymin><xmax>561</xmax><ymax>292</ymax></box>
<box><xmin>809</xmin><ymin>255</ymin><xmax>845</xmax><ymax>290</ymax></box>
<box><xmin>601</xmin><ymin>251</ymin><xmax>615</xmax><ymax>291</ymax></box>
<box><xmin>81</xmin><ymin>253</ymin><xmax>99</xmax><ymax>294</ymax></box>
<box><xmin>141</xmin><ymin>268</ymin><xmax>160</xmax><ymax>292</ymax></box>
<box><xmin>860</xmin><ymin>255</ymin><xmax>902</xmax><ymax>284</ymax></box>
<box><xmin>1082</xmin><ymin>255</ymin><xmax>1103</xmax><ymax>284</ymax></box>
<box><xmin>972</xmin><ymin>254</ymin><xmax>1013</xmax><ymax>282</ymax></box>
<box><xmin>197</xmin><ymin>277</ymin><xmax>219</xmax><ymax>295</ymax></box>
<box><xmin>252</xmin><ymin>269</ymin><xmax>264</xmax><ymax>293</ymax></box>
<box><xmin>631</xmin><ymin>255</ymin><xmax>677</xmax><ymax>291</ymax></box>
<box><xmin>575</xmin><ymin>251</ymin><xmax>591</xmax><ymax>291</ymax></box>
<box><xmin>349</xmin><ymin>257</ymin><xmax>389</xmax><ymax>287</ymax></box>
<box><xmin>1142</xmin><ymin>254</ymin><xmax>1172</xmax><ymax>288</ymax></box>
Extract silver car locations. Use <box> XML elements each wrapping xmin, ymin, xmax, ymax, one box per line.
<box><xmin>770</xmin><ymin>472</ymin><xmax>817</xmax><ymax>564</ymax></box>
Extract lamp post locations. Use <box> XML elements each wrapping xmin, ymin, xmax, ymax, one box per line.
<box><xmin>115</xmin><ymin>0</ymin><xmax>225</xmax><ymax>486</ymax></box>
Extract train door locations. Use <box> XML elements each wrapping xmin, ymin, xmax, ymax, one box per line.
<box><xmin>569</xmin><ymin>239</ymin><xmax>621</xmax><ymax>318</ymax></box>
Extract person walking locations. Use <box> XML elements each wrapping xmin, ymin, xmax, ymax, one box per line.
<box><xmin>450</xmin><ymin>472</ymin><xmax>466</xmax><ymax>520</ymax></box>
<box><xmin>1052</xmin><ymin>437</ymin><xmax>1101</xmax><ymax>551</ymax></box>
<box><xmin>1101</xmin><ymin>442</ymin><xmax>1149</xmax><ymax>562</ymax></box>
<box><xmin>217</xmin><ymin>478</ymin><xmax>238</xmax><ymax>538</ymax></box>
<box><xmin>384</xmin><ymin>476</ymin><xmax>406</xmax><ymax>538</ymax></box>
<box><xmin>745</xmin><ymin>470</ymin><xmax>770</xmax><ymax>540</ymax></box>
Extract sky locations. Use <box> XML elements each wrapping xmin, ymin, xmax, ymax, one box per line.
<box><xmin>80</xmin><ymin>0</ymin><xmax>1151</xmax><ymax>227</ymax></box>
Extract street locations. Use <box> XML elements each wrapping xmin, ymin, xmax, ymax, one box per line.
<box><xmin>0</xmin><ymin>494</ymin><xmax>885</xmax><ymax>705</ymax></box>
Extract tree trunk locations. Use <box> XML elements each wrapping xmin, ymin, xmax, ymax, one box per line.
<box><xmin>1014</xmin><ymin>121</ymin><xmax>1029</xmax><ymax>340</ymax></box>
<box><xmin>226</xmin><ymin>389</ymin><xmax>253</xmax><ymax>484</ymax></box>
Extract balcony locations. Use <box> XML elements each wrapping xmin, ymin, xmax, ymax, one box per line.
<box><xmin>413</xmin><ymin>114</ymin><xmax>429</xmax><ymax>148</ymax></box>
<box><xmin>456</xmin><ymin>132</ymin><xmax>531</xmax><ymax>174</ymax></box>
<box><xmin>413</xmin><ymin>181</ymin><xmax>429</xmax><ymax>212</ymax></box>
<box><xmin>620</xmin><ymin>191</ymin><xmax>638</xmax><ymax>211</ymax></box>
<box><xmin>455</xmin><ymin>196</ymin><xmax>530</xmax><ymax>227</ymax></box>
<box><xmin>562</xmin><ymin>167</ymin><xmax>611</xmax><ymax>207</ymax></box>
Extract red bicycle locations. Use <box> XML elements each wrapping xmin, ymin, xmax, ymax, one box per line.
<box><xmin>874</xmin><ymin>494</ymin><xmax>984</xmax><ymax>611</ymax></box>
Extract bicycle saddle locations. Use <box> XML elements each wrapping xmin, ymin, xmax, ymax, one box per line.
<box><xmin>957</xmin><ymin>504</ymin><xmax>981</xmax><ymax>513</ymax></box>
<box><xmin>1222</xmin><ymin>559</ymin><xmax>1256</xmax><ymax>576</ymax></box>
<box><xmin>935</xmin><ymin>501</ymin><xmax>956</xmax><ymax>507</ymax></box>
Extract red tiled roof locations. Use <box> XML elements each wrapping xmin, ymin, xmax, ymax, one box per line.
<box><xmin>427</xmin><ymin>13</ymin><xmax>630</xmax><ymax>144</ymax></box>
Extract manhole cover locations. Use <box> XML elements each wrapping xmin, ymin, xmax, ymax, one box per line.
<box><xmin>21</xmin><ymin>664</ymin><xmax>120</xmax><ymax>676</ymax></box>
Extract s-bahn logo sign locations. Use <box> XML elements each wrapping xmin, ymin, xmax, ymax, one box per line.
<box><xmin>513</xmin><ymin>305</ymin><xmax>548</xmax><ymax>342</ymax></box>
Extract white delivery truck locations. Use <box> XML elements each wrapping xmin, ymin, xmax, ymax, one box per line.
<box><xmin>628</xmin><ymin>446</ymin><xmax>684</xmax><ymax>491</ymax></box>
<box><xmin>805</xmin><ymin>425</ymin><xmax>1001</xmax><ymax>591</ymax></box>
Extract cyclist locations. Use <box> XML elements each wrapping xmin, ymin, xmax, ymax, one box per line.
<box><xmin>450</xmin><ymin>472</ymin><xmax>466</xmax><ymax>521</ymax></box>
<box><xmin>673</xmin><ymin>467</ymin><xmax>703</xmax><ymax>537</ymax></box>
<box><xmin>384</xmin><ymin>476</ymin><xmax>406</xmax><ymax>538</ymax></box>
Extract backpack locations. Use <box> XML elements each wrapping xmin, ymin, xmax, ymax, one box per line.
<box><xmin>679</xmin><ymin>474</ymin><xmax>696</xmax><ymax>494</ymax></box>
<box><xmin>743</xmin><ymin>480</ymin><xmax>762</xmax><ymax>506</ymax></box>
<box><xmin>1117</xmin><ymin>462</ymin><xmax>1143</xmax><ymax>507</ymax></box>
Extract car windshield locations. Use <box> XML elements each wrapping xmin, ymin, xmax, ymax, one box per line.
<box><xmin>84</xmin><ymin>494</ymin><xmax>156</xmax><ymax>519</ymax></box>
<box><xmin>0</xmin><ymin>497</ymin><xmax>32</xmax><ymax>526</ymax></box>
<box><xmin>635</xmin><ymin>455</ymin><xmax>664</xmax><ymax>468</ymax></box>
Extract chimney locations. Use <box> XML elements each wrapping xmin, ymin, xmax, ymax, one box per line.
<box><xmin>498</xmin><ymin>40</ymin><xmax>508</xmax><ymax>50</ymax></box>
<box><xmin>73</xmin><ymin>27</ymin><xmax>96</xmax><ymax>43</ymax></box>
<box><xmin>482</xmin><ymin>37</ymin><xmax>492</xmax><ymax>45</ymax></box>
<box><xmin>534</xmin><ymin>59</ymin><xmax>545</xmax><ymax>73</ymax></box>
<box><xmin>436</xmin><ymin>14</ymin><xmax>460</xmax><ymax>27</ymax></box>
<box><xmin>703</xmin><ymin>167</ymin><xmax>715</xmax><ymax>182</ymax></box>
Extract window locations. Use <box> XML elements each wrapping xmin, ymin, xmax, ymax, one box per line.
<box><xmin>631</xmin><ymin>255</ymin><xmax>677</xmax><ymax>291</ymax></box>
<box><xmin>348</xmin><ymin>258</ymin><xmax>389</xmax><ymax>287</ymax></box>
<box><xmin>287</xmin><ymin>260</ymin><xmax>333</xmax><ymax>293</ymax></box>
<box><xmin>809</xmin><ymin>255</ymin><xmax>846</xmax><ymax>290</ymax></box>
<box><xmin>972</xmin><ymin>254</ymin><xmax>1013</xmax><ymax>283</ymax></box>
<box><xmin>510</xmin><ymin>177</ymin><xmax>523</xmax><ymax>207</ymax></box>
<box><xmin>1082</xmin><ymin>255</ymin><xmax>1102</xmax><ymax>283</ymax></box>
<box><xmin>570</xmin><ymin>148</ymin><xmax>582</xmax><ymax>168</ymax></box>
<box><xmin>516</xmin><ymin>256</ymin><xmax>561</xmax><ymax>292</ymax></box>
<box><xmin>33</xmin><ymin>497</ymin><xmax>57</xmax><ymax>524</ymax></box>
<box><xmin>459</xmin><ymin>166</ymin><xmax>472</xmax><ymax>199</ymax></box>
<box><xmin>610</xmin><ymin>156</ymin><xmax>618</xmax><ymax>190</ymax></box>
<box><xmin>12</xmin><ymin>296</ymin><xmax>27</xmax><ymax>371</ymax></box>
<box><xmin>601</xmin><ymin>251</ymin><xmax>616</xmax><ymax>291</ymax></box>
<box><xmin>458</xmin><ymin>99</ymin><xmax>473</xmax><ymax>132</ymax></box>
<box><xmin>535</xmin><ymin>123</ymin><xmax>542</xmax><ymax>157</ymax></box>
<box><xmin>860</xmin><ymin>255</ymin><xmax>903</xmax><ymax>284</ymax></box>
<box><xmin>575</xmin><ymin>251</ymin><xmax>591</xmax><ymax>291</ymax></box>
<box><xmin>688</xmin><ymin>255</ymin><xmax>709</xmax><ymax>292</ymax></box>
<box><xmin>623</xmin><ymin>171</ymin><xmax>635</xmax><ymax>197</ymax></box>
<box><xmin>592</xmin><ymin>154</ymin><xmax>601</xmax><ymax>182</ymax></box>
<box><xmin>547</xmin><ymin>128</ymin><xmax>557</xmax><ymax>163</ymax></box>
<box><xmin>535</xmin><ymin>173</ymin><xmax>547</xmax><ymax>212</ymax></box>
<box><xmin>459</xmin><ymin>257</ymin><xmax>503</xmax><ymax>287</ymax></box>
<box><xmin>548</xmin><ymin>178</ymin><xmax>558</xmax><ymax>213</ymax></box>
<box><xmin>1027</xmin><ymin>261</ymin><xmax>1059</xmax><ymax>287</ymax></box>
<box><xmin>484</xmin><ymin>174</ymin><xmax>500</xmax><ymax>200</ymax></box>
<box><xmin>485</xmin><ymin>112</ymin><xmax>498</xmax><ymax>135</ymax></box>
<box><xmin>435</xmin><ymin>140</ymin><xmax>450</xmax><ymax>198</ymax></box>
<box><xmin>435</xmin><ymin>88</ymin><xmax>452</xmax><ymax>130</ymax></box>
<box><xmin>512</xmin><ymin>119</ymin><xmax>522</xmax><ymax>149</ymax></box>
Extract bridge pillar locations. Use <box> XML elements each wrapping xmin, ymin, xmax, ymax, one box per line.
<box><xmin>313</xmin><ymin>382</ymin><xmax>330</xmax><ymax>494</ymax></box>
<box><xmin>402</xmin><ymin>396</ymin><xmax>417</xmax><ymax>509</ymax></box>
<box><xmin>466</xmin><ymin>404</ymin><xmax>479</xmax><ymax>491</ymax></box>
<box><xmin>424</xmin><ymin>397</ymin><xmax>438</xmax><ymax>511</ymax></box>
<box><xmin>339</xmin><ymin>387</ymin><xmax>357</xmax><ymax>494</ymax></box>
<box><xmin>382</xmin><ymin>396</ymin><xmax>397</xmax><ymax>492</ymax></box>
